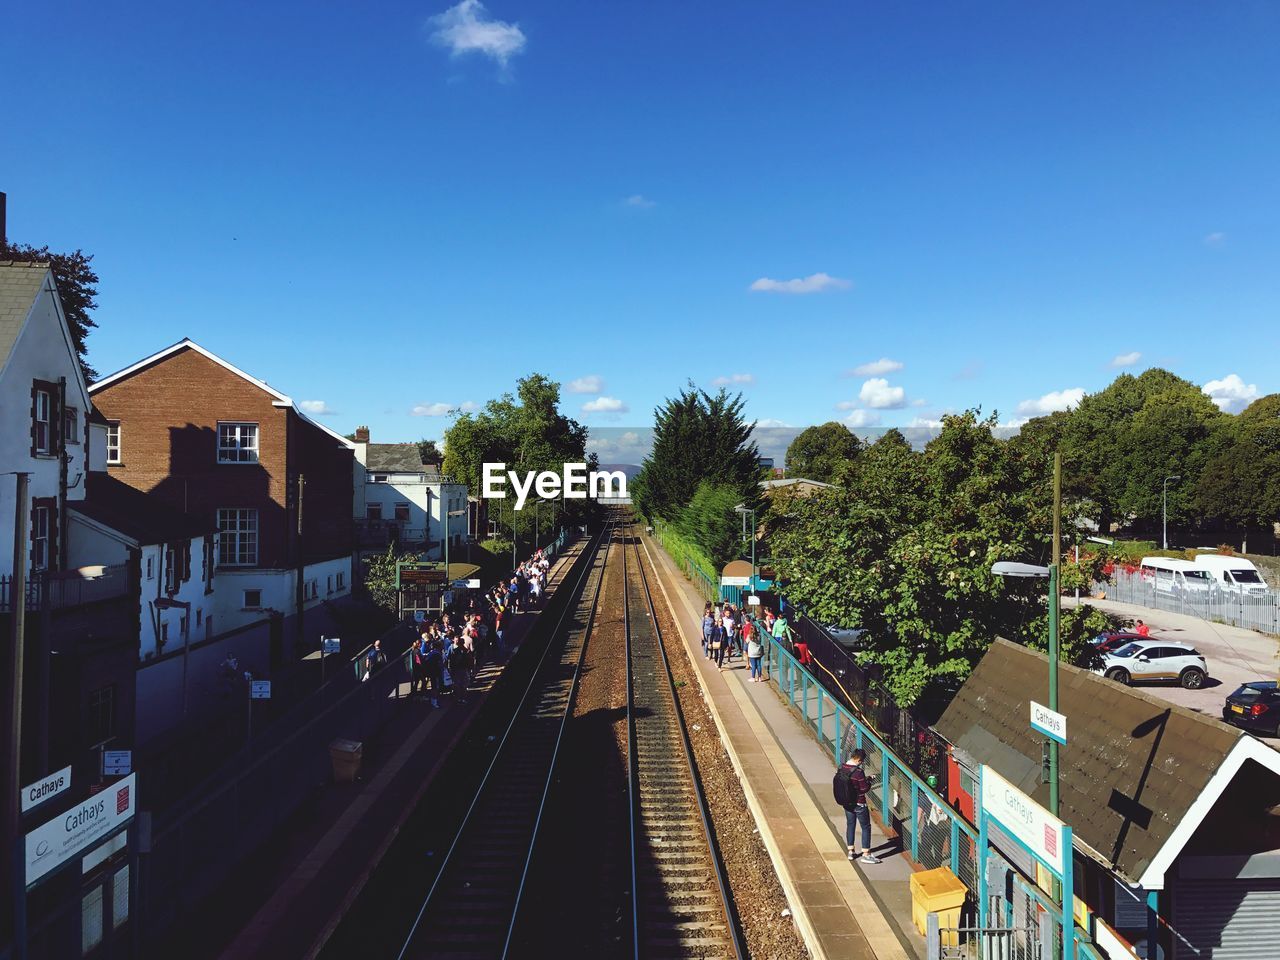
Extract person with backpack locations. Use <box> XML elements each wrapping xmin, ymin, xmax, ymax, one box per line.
<box><xmin>448</xmin><ymin>637</ymin><xmax>474</xmax><ymax>705</ymax></box>
<box><xmin>833</xmin><ymin>749</ymin><xmax>880</xmax><ymax>864</ymax></box>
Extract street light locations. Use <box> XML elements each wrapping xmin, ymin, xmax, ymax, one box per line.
<box><xmin>734</xmin><ymin>504</ymin><xmax>757</xmax><ymax>601</ymax></box>
<box><xmin>990</xmin><ymin>452</ymin><xmax>1063</xmax><ymax>818</ymax></box>
<box><xmin>1162</xmin><ymin>475</ymin><xmax>1181</xmax><ymax>550</ymax></box>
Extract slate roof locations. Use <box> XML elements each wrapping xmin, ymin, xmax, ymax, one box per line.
<box><xmin>935</xmin><ymin>638</ymin><xmax>1244</xmax><ymax>884</ymax></box>
<box><xmin>0</xmin><ymin>261</ymin><xmax>50</xmax><ymax>370</ymax></box>
<box><xmin>366</xmin><ymin>444</ymin><xmax>430</xmax><ymax>473</ymax></box>
<box><xmin>71</xmin><ymin>473</ymin><xmax>215</xmax><ymax>545</ymax></box>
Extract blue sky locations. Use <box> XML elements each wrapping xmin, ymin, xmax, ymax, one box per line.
<box><xmin>5</xmin><ymin>1</ymin><xmax>1279</xmax><ymax>463</ymax></box>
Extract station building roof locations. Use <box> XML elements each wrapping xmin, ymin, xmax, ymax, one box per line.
<box><xmin>936</xmin><ymin>638</ymin><xmax>1280</xmax><ymax>889</ymax></box>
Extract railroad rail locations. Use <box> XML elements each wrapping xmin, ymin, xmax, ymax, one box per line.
<box><xmin>625</xmin><ymin>524</ymin><xmax>746</xmax><ymax>959</ymax></box>
<box><xmin>395</xmin><ymin>520</ymin><xmax>615</xmax><ymax>960</ymax></box>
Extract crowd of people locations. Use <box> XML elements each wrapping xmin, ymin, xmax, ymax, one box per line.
<box><xmin>387</xmin><ymin>549</ymin><xmax>553</xmax><ymax>708</ymax></box>
<box><xmin>698</xmin><ymin>600</ymin><xmax>802</xmax><ymax>682</ymax></box>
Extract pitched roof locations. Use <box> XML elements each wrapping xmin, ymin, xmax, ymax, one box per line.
<box><xmin>935</xmin><ymin>638</ymin><xmax>1253</xmax><ymax>886</ymax></box>
<box><xmin>0</xmin><ymin>261</ymin><xmax>51</xmax><ymax>372</ymax></box>
<box><xmin>70</xmin><ymin>473</ymin><xmax>215</xmax><ymax>546</ymax></box>
<box><xmin>90</xmin><ymin>338</ymin><xmax>354</xmax><ymax>450</ymax></box>
<box><xmin>761</xmin><ymin>477</ymin><xmax>833</xmax><ymax>490</ymax></box>
<box><xmin>366</xmin><ymin>443</ymin><xmax>429</xmax><ymax>473</ymax></box>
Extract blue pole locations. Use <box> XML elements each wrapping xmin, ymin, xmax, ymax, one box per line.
<box><xmin>978</xmin><ymin>766</ymin><xmax>989</xmax><ymax>930</ymax></box>
<box><xmin>1061</xmin><ymin>825</ymin><xmax>1076</xmax><ymax>960</ymax></box>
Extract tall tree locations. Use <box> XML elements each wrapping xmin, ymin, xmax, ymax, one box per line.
<box><xmin>784</xmin><ymin>421</ymin><xmax>862</xmax><ymax>482</ymax></box>
<box><xmin>1</xmin><ymin>240</ymin><xmax>100</xmax><ymax>382</ymax></box>
<box><xmin>418</xmin><ymin>439</ymin><xmax>442</xmax><ymax>464</ymax></box>
<box><xmin>634</xmin><ymin>384</ymin><xmax>760</xmax><ymax>522</ymax></box>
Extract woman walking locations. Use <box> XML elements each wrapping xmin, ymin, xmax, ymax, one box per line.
<box><xmin>710</xmin><ymin>616</ymin><xmax>728</xmax><ymax>669</ymax></box>
<box><xmin>746</xmin><ymin>629</ymin><xmax>764</xmax><ymax>682</ymax></box>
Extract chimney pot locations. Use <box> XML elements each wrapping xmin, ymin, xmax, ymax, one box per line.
<box><xmin>354</xmin><ymin>426</ymin><xmax>370</xmax><ymax>443</ymax></box>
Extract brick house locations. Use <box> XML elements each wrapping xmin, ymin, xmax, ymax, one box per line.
<box><xmin>88</xmin><ymin>339</ymin><xmax>356</xmax><ymax>651</ymax></box>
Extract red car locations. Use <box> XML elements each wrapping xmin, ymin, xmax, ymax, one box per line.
<box><xmin>1090</xmin><ymin>631</ymin><xmax>1147</xmax><ymax>654</ymax></box>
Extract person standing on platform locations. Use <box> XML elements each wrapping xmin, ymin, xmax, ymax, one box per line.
<box><xmin>834</xmin><ymin>749</ymin><xmax>880</xmax><ymax>864</ymax></box>
<box><xmin>701</xmin><ymin>604</ymin><xmax>715</xmax><ymax>658</ymax></box>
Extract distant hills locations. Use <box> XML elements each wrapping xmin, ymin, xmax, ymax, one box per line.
<box><xmin>597</xmin><ymin>463</ymin><xmax>643</xmax><ymax>479</ymax></box>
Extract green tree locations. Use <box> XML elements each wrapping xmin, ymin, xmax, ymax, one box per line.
<box><xmin>1</xmin><ymin>240</ymin><xmax>100</xmax><ymax>382</ymax></box>
<box><xmin>442</xmin><ymin>373</ymin><xmax>595</xmax><ymax>543</ymax></box>
<box><xmin>784</xmin><ymin>421</ymin><xmax>861</xmax><ymax>483</ymax></box>
<box><xmin>675</xmin><ymin>481</ymin><xmax>744</xmax><ymax>568</ymax></box>
<box><xmin>363</xmin><ymin>544</ymin><xmax>410</xmax><ymax>614</ymax></box>
<box><xmin>417</xmin><ymin>439</ymin><xmax>442</xmax><ymax>464</ymax></box>
<box><xmin>634</xmin><ymin>384</ymin><xmax>759</xmax><ymax>521</ymax></box>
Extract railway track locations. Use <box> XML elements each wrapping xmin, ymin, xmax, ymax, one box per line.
<box><xmin>395</xmin><ymin>521</ymin><xmax>615</xmax><ymax>960</ymax></box>
<box><xmin>625</xmin><ymin>526</ymin><xmax>746</xmax><ymax>959</ymax></box>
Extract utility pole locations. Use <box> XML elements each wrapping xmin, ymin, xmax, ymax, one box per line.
<box><xmin>1049</xmin><ymin>453</ymin><xmax>1061</xmax><ymax>818</ymax></box>
<box><xmin>6</xmin><ymin>473</ymin><xmax>30</xmax><ymax>957</ymax></box>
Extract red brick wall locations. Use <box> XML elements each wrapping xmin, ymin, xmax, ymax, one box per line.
<box><xmin>92</xmin><ymin>346</ymin><xmax>352</xmax><ymax>567</ymax></box>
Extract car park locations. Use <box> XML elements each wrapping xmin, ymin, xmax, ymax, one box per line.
<box><xmin>1094</xmin><ymin>639</ymin><xmax>1208</xmax><ymax>689</ymax></box>
<box><xmin>1222</xmin><ymin>681</ymin><xmax>1280</xmax><ymax>736</ymax></box>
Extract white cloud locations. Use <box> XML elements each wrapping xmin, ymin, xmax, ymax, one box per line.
<box><xmin>1015</xmin><ymin>388</ymin><xmax>1085</xmax><ymax>417</ymax></box>
<box><xmin>1203</xmin><ymin>373</ymin><xmax>1259</xmax><ymax>413</ymax></box>
<box><xmin>911</xmin><ymin>398</ymin><xmax>928</xmax><ymax>407</ymax></box>
<box><xmin>567</xmin><ymin>375</ymin><xmax>604</xmax><ymax>394</ymax></box>
<box><xmin>848</xmin><ymin>358</ymin><xmax>903</xmax><ymax>377</ymax></box>
<box><xmin>754</xmin><ymin>418</ymin><xmax>792</xmax><ymax>429</ymax></box>
<box><xmin>711</xmin><ymin>373</ymin><xmax>755</xmax><ymax>387</ymax></box>
<box><xmin>859</xmin><ymin>378</ymin><xmax>908</xmax><ymax>410</ymax></box>
<box><xmin>299</xmin><ymin>400</ymin><xmax>334</xmax><ymax>416</ymax></box>
<box><xmin>908</xmin><ymin>417</ymin><xmax>945</xmax><ymax>429</ymax></box>
<box><xmin>428</xmin><ymin>0</ymin><xmax>526</xmax><ymax>68</ymax></box>
<box><xmin>582</xmin><ymin>396</ymin><xmax>629</xmax><ymax>414</ymax></box>
<box><xmin>749</xmin><ymin>272</ymin><xmax>852</xmax><ymax>295</ymax></box>
<box><xmin>843</xmin><ymin>409</ymin><xmax>882</xmax><ymax>428</ymax></box>
<box><xmin>1204</xmin><ymin>231</ymin><xmax>1226</xmax><ymax>247</ymax></box>
<box><xmin>411</xmin><ymin>400</ymin><xmax>478</xmax><ymax>417</ymax></box>
<box><xmin>623</xmin><ymin>194</ymin><xmax>655</xmax><ymax>209</ymax></box>
<box><xmin>998</xmin><ymin>416</ymin><xmax>1030</xmax><ymax>430</ymax></box>
<box><xmin>1109</xmin><ymin>351</ymin><xmax>1142</xmax><ymax>369</ymax></box>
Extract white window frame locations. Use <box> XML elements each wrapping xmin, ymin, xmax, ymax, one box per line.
<box><xmin>33</xmin><ymin>389</ymin><xmax>52</xmax><ymax>454</ymax></box>
<box><xmin>31</xmin><ymin>506</ymin><xmax>50</xmax><ymax>571</ymax></box>
<box><xmin>106</xmin><ymin>421</ymin><xmax>121</xmax><ymax>464</ymax></box>
<box><xmin>64</xmin><ymin>407</ymin><xmax>79</xmax><ymax>445</ymax></box>
<box><xmin>336</xmin><ymin>571</ymin><xmax>346</xmax><ymax>590</ymax></box>
<box><xmin>216</xmin><ymin>422</ymin><xmax>259</xmax><ymax>464</ymax></box>
<box><xmin>145</xmin><ymin>555</ymin><xmax>154</xmax><ymax>580</ymax></box>
<box><xmin>217</xmin><ymin>508</ymin><xmax>258</xmax><ymax>567</ymax></box>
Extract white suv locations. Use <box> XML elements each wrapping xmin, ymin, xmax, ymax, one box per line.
<box><xmin>1095</xmin><ymin>639</ymin><xmax>1208</xmax><ymax>689</ymax></box>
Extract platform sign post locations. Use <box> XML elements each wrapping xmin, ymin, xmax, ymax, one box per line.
<box><xmin>977</xmin><ymin>764</ymin><xmax>1075</xmax><ymax>960</ymax></box>
<box><xmin>1030</xmin><ymin>701</ymin><xmax>1068</xmax><ymax>746</ymax></box>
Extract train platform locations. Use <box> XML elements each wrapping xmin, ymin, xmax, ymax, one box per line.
<box><xmin>162</xmin><ymin>538</ymin><xmax>591</xmax><ymax>960</ymax></box>
<box><xmin>641</xmin><ymin>532</ymin><xmax>925</xmax><ymax>960</ymax></box>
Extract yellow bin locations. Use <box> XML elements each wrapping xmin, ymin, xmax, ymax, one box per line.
<box><xmin>910</xmin><ymin>866</ymin><xmax>967</xmax><ymax>945</ymax></box>
<box><xmin>329</xmin><ymin>738</ymin><xmax>363</xmax><ymax>782</ymax></box>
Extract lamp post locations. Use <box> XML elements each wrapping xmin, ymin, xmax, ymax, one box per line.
<box><xmin>991</xmin><ymin>452</ymin><xmax>1063</xmax><ymax>817</ymax></box>
<box><xmin>1162</xmin><ymin>474</ymin><xmax>1181</xmax><ymax>550</ymax></box>
<box><xmin>734</xmin><ymin>504</ymin><xmax>758</xmax><ymax>601</ymax></box>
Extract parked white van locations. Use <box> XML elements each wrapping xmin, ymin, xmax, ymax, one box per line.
<box><xmin>1193</xmin><ymin>554</ymin><xmax>1272</xmax><ymax>597</ymax></box>
<box><xmin>1138</xmin><ymin>557</ymin><xmax>1216</xmax><ymax>595</ymax></box>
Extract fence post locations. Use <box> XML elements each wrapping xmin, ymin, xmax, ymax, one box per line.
<box><xmin>881</xmin><ymin>745</ymin><xmax>890</xmax><ymax>812</ymax></box>
<box><xmin>910</xmin><ymin>780</ymin><xmax>920</xmax><ymax>862</ymax></box>
<box><xmin>927</xmin><ymin>912</ymin><xmax>941</xmax><ymax>960</ymax></box>
<box><xmin>950</xmin><ymin>817</ymin><xmax>960</xmax><ymax>876</ymax></box>
<box><xmin>1039</xmin><ymin>911</ymin><xmax>1055</xmax><ymax>960</ymax></box>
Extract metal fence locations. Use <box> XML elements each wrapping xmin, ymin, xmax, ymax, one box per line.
<box><xmin>650</xmin><ymin>520</ymin><xmax>718</xmax><ymax>600</ymax></box>
<box><xmin>1102</xmin><ymin>567</ymin><xmax>1280</xmax><ymax>634</ymax></box>
<box><xmin>757</xmin><ymin>625</ymin><xmax>1103</xmax><ymax>960</ymax></box>
<box><xmin>0</xmin><ymin>563</ymin><xmax>130</xmax><ymax>611</ymax></box>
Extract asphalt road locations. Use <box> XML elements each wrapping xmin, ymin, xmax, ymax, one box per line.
<box><xmin>1066</xmin><ymin>596</ymin><xmax>1280</xmax><ymax>725</ymax></box>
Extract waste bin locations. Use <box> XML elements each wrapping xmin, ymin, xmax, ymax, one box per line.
<box><xmin>910</xmin><ymin>865</ymin><xmax>967</xmax><ymax>946</ymax></box>
<box><xmin>329</xmin><ymin>738</ymin><xmax>363</xmax><ymax>782</ymax></box>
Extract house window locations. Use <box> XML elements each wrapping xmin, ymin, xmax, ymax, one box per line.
<box><xmin>217</xmin><ymin>422</ymin><xmax>259</xmax><ymax>464</ymax></box>
<box><xmin>160</xmin><ymin>622</ymin><xmax>169</xmax><ymax>647</ymax></box>
<box><xmin>145</xmin><ymin>555</ymin><xmax>154</xmax><ymax>580</ymax></box>
<box><xmin>394</xmin><ymin>502</ymin><xmax>411</xmax><ymax>525</ymax></box>
<box><xmin>163</xmin><ymin>541</ymin><xmax>190</xmax><ymax>593</ymax></box>
<box><xmin>243</xmin><ymin>589</ymin><xmax>262</xmax><ymax>609</ymax></box>
<box><xmin>306</xmin><ymin>580</ymin><xmax>319</xmax><ymax>600</ymax></box>
<box><xmin>336</xmin><ymin>572</ymin><xmax>345</xmax><ymax>590</ymax></box>
<box><xmin>180</xmin><ymin>614</ymin><xmax>189</xmax><ymax>638</ymax></box>
<box><xmin>33</xmin><ymin>388</ymin><xmax>52</xmax><ymax>454</ymax></box>
<box><xmin>217</xmin><ymin>509</ymin><xmax>258</xmax><ymax>566</ymax></box>
<box><xmin>372</xmin><ymin>474</ymin><xmax>388</xmax><ymax>483</ymax></box>
<box><xmin>366</xmin><ymin>503</ymin><xmax>382</xmax><ymax>522</ymax></box>
<box><xmin>31</xmin><ymin>506</ymin><xmax>50</xmax><ymax>571</ymax></box>
<box><xmin>203</xmin><ymin>536</ymin><xmax>215</xmax><ymax>592</ymax></box>
<box><xmin>326</xmin><ymin>575</ymin><xmax>333</xmax><ymax>594</ymax></box>
<box><xmin>195</xmin><ymin>608</ymin><xmax>203</xmax><ymax>628</ymax></box>
<box><xmin>64</xmin><ymin>407</ymin><xmax>79</xmax><ymax>445</ymax></box>
<box><xmin>106</xmin><ymin>422</ymin><xmax>121</xmax><ymax>464</ymax></box>
<box><xmin>87</xmin><ymin>684</ymin><xmax>116</xmax><ymax>745</ymax></box>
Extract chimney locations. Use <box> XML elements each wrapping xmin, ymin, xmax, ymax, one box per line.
<box><xmin>354</xmin><ymin>425</ymin><xmax>370</xmax><ymax>442</ymax></box>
